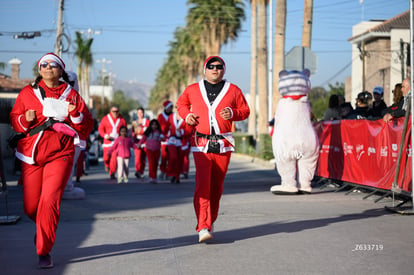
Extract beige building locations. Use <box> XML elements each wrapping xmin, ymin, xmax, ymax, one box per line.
<box><xmin>348</xmin><ymin>10</ymin><xmax>410</xmax><ymax>107</ymax></box>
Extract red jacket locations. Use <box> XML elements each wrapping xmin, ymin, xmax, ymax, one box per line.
<box><xmin>9</xmin><ymin>80</ymin><xmax>93</xmax><ymax>164</ymax></box>
<box><xmin>177</xmin><ymin>80</ymin><xmax>250</xmax><ymax>153</ymax></box>
<box><xmin>98</xmin><ymin>114</ymin><xmax>127</xmax><ymax>148</ymax></box>
<box><xmin>157</xmin><ymin>111</ymin><xmax>172</xmax><ymax>145</ymax></box>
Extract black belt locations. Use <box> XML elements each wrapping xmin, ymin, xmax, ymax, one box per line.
<box><xmin>195</xmin><ymin>132</ymin><xmax>225</xmax><ymax>140</ymax></box>
<box><xmin>29</xmin><ymin>119</ymin><xmax>59</xmax><ymax>136</ymax></box>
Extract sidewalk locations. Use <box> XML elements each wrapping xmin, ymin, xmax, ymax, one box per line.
<box><xmin>1</xmin><ymin>154</ymin><xmax>414</xmax><ymax>275</ymax></box>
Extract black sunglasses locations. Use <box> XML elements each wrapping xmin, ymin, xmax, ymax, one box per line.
<box><xmin>40</xmin><ymin>61</ymin><xmax>60</xmax><ymax>69</ymax></box>
<box><xmin>206</xmin><ymin>64</ymin><xmax>224</xmax><ymax>70</ymax></box>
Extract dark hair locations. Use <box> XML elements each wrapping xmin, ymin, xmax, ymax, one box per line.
<box><xmin>137</xmin><ymin>107</ymin><xmax>145</xmax><ymax>112</ymax></box>
<box><xmin>143</xmin><ymin>119</ymin><xmax>161</xmax><ymax>136</ymax></box>
<box><xmin>118</xmin><ymin>125</ymin><xmax>128</xmax><ymax>135</ymax></box>
<box><xmin>328</xmin><ymin>94</ymin><xmax>339</xmax><ymax>108</ymax></box>
<box><xmin>393</xmin><ymin>83</ymin><xmax>403</xmax><ymax>104</ymax></box>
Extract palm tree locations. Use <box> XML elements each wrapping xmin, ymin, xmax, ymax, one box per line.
<box><xmin>75</xmin><ymin>31</ymin><xmax>93</xmax><ymax>106</ymax></box>
<box><xmin>272</xmin><ymin>0</ymin><xmax>286</xmax><ymax>115</ymax></box>
<box><xmin>186</xmin><ymin>0</ymin><xmax>245</xmax><ymax>56</ymax></box>
<box><xmin>0</xmin><ymin>62</ymin><xmax>5</xmax><ymax>72</ymax></box>
<box><xmin>257</xmin><ymin>0</ymin><xmax>269</xmax><ymax>136</ymax></box>
<box><xmin>248</xmin><ymin>0</ymin><xmax>257</xmax><ymax>138</ymax></box>
<box><xmin>302</xmin><ymin>0</ymin><xmax>313</xmax><ymax>48</ymax></box>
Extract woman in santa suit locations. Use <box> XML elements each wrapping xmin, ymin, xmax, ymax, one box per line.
<box><xmin>177</xmin><ymin>56</ymin><xmax>250</xmax><ymax>243</ymax></box>
<box><xmin>131</xmin><ymin>107</ymin><xmax>150</xmax><ymax>178</ymax></box>
<box><xmin>9</xmin><ymin>53</ymin><xmax>93</xmax><ymax>268</ymax></box>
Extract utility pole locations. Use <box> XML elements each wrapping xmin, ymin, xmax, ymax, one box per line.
<box><xmin>54</xmin><ymin>0</ymin><xmax>65</xmax><ymax>56</ymax></box>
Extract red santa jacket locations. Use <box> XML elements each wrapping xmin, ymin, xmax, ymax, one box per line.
<box><xmin>98</xmin><ymin>114</ymin><xmax>127</xmax><ymax>148</ymax></box>
<box><xmin>9</xmin><ymin>80</ymin><xmax>94</xmax><ymax>164</ymax></box>
<box><xmin>177</xmin><ymin>80</ymin><xmax>250</xmax><ymax>153</ymax></box>
<box><xmin>157</xmin><ymin>111</ymin><xmax>172</xmax><ymax>145</ymax></box>
<box><xmin>166</xmin><ymin>112</ymin><xmax>193</xmax><ymax>147</ymax></box>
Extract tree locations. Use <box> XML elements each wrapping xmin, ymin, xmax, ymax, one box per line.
<box><xmin>248</xmin><ymin>0</ymin><xmax>258</xmax><ymax>138</ymax></box>
<box><xmin>187</xmin><ymin>0</ymin><xmax>245</xmax><ymax>56</ymax></box>
<box><xmin>273</xmin><ymin>0</ymin><xmax>286</xmax><ymax>115</ymax></box>
<box><xmin>111</xmin><ymin>90</ymin><xmax>141</xmax><ymax>122</ymax></box>
<box><xmin>75</xmin><ymin>31</ymin><xmax>93</xmax><ymax>105</ymax></box>
<box><xmin>257</xmin><ymin>0</ymin><xmax>268</xmax><ymax>136</ymax></box>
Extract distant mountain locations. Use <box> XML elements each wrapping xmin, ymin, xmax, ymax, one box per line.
<box><xmin>113</xmin><ymin>79</ymin><xmax>152</xmax><ymax>108</ymax></box>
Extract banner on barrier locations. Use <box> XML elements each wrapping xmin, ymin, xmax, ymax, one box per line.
<box><xmin>315</xmin><ymin>118</ymin><xmax>412</xmax><ymax>193</ymax></box>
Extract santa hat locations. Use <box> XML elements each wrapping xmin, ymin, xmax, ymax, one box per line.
<box><xmin>163</xmin><ymin>100</ymin><xmax>173</xmax><ymax>109</ymax></box>
<box><xmin>203</xmin><ymin>56</ymin><xmax>226</xmax><ymax>74</ymax></box>
<box><xmin>38</xmin><ymin>52</ymin><xmax>65</xmax><ymax>71</ymax></box>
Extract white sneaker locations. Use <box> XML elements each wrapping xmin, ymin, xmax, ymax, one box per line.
<box><xmin>124</xmin><ymin>177</ymin><xmax>129</xmax><ymax>183</ymax></box>
<box><xmin>117</xmin><ymin>178</ymin><xmax>123</xmax><ymax>184</ymax></box>
<box><xmin>198</xmin><ymin>228</ymin><xmax>213</xmax><ymax>243</ymax></box>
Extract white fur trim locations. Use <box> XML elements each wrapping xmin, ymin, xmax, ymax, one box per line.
<box><xmin>70</xmin><ymin>112</ymin><xmax>84</xmax><ymax>124</ymax></box>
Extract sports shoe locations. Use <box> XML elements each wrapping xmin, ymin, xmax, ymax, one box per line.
<box><xmin>124</xmin><ymin>177</ymin><xmax>129</xmax><ymax>183</ymax></box>
<box><xmin>198</xmin><ymin>228</ymin><xmax>213</xmax><ymax>243</ymax></box>
<box><xmin>38</xmin><ymin>254</ymin><xmax>54</xmax><ymax>269</ymax></box>
<box><xmin>117</xmin><ymin>178</ymin><xmax>123</xmax><ymax>184</ymax></box>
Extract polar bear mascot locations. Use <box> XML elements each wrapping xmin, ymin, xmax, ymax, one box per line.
<box><xmin>271</xmin><ymin>69</ymin><xmax>319</xmax><ymax>194</ymax></box>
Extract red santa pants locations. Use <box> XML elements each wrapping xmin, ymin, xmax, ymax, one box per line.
<box><xmin>159</xmin><ymin>144</ymin><xmax>168</xmax><ymax>173</ymax></box>
<box><xmin>166</xmin><ymin>145</ymin><xmax>183</xmax><ymax>179</ymax></box>
<box><xmin>181</xmin><ymin>148</ymin><xmax>190</xmax><ymax>175</ymax></box>
<box><xmin>146</xmin><ymin>149</ymin><xmax>160</xmax><ymax>179</ymax></box>
<box><xmin>21</xmin><ymin>134</ymin><xmax>74</xmax><ymax>256</ymax></box>
<box><xmin>133</xmin><ymin>146</ymin><xmax>146</xmax><ymax>174</ymax></box>
<box><xmin>103</xmin><ymin>146</ymin><xmax>118</xmax><ymax>175</ymax></box>
<box><xmin>193</xmin><ymin>151</ymin><xmax>231</xmax><ymax>232</ymax></box>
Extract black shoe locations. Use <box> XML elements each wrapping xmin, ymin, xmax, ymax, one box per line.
<box><xmin>110</xmin><ymin>174</ymin><xmax>116</xmax><ymax>180</ymax></box>
<box><xmin>38</xmin><ymin>254</ymin><xmax>54</xmax><ymax>269</ymax></box>
<box><xmin>170</xmin><ymin>177</ymin><xmax>176</xmax><ymax>183</ymax></box>
<box><xmin>76</xmin><ymin>177</ymin><xmax>81</xmax><ymax>183</ymax></box>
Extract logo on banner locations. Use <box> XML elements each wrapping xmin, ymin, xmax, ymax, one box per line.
<box><xmin>368</xmin><ymin>147</ymin><xmax>376</xmax><ymax>156</ymax></box>
<box><xmin>380</xmin><ymin>146</ymin><xmax>388</xmax><ymax>157</ymax></box>
<box><xmin>392</xmin><ymin>143</ymin><xmax>398</xmax><ymax>158</ymax></box>
<box><xmin>356</xmin><ymin>144</ymin><xmax>365</xmax><ymax>160</ymax></box>
<box><xmin>343</xmin><ymin>142</ymin><xmax>353</xmax><ymax>156</ymax></box>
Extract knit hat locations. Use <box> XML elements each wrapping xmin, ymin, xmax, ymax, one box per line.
<box><xmin>163</xmin><ymin>100</ymin><xmax>173</xmax><ymax>110</ymax></box>
<box><xmin>203</xmin><ymin>56</ymin><xmax>226</xmax><ymax>74</ymax></box>
<box><xmin>38</xmin><ymin>52</ymin><xmax>65</xmax><ymax>71</ymax></box>
<box><xmin>373</xmin><ymin>86</ymin><xmax>384</xmax><ymax>95</ymax></box>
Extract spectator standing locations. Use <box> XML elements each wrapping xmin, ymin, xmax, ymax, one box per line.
<box><xmin>9</xmin><ymin>53</ymin><xmax>93</xmax><ymax>268</ymax></box>
<box><xmin>383</xmin><ymin>78</ymin><xmax>411</xmax><ymax>122</ymax></box>
<box><xmin>370</xmin><ymin>86</ymin><xmax>387</xmax><ymax>118</ymax></box>
<box><xmin>131</xmin><ymin>107</ymin><xmax>150</xmax><ymax>179</ymax></box>
<box><xmin>157</xmin><ymin>100</ymin><xmax>173</xmax><ymax>179</ymax></box>
<box><xmin>347</xmin><ymin>91</ymin><xmax>372</xmax><ymax>119</ymax></box>
<box><xmin>109</xmin><ymin>126</ymin><xmax>136</xmax><ymax>183</ymax></box>
<box><xmin>323</xmin><ymin>94</ymin><xmax>341</xmax><ymax>120</ymax></box>
<box><xmin>98</xmin><ymin>106</ymin><xmax>127</xmax><ymax>179</ymax></box>
<box><xmin>138</xmin><ymin>119</ymin><xmax>164</xmax><ymax>184</ymax></box>
<box><xmin>177</xmin><ymin>56</ymin><xmax>250</xmax><ymax>242</ymax></box>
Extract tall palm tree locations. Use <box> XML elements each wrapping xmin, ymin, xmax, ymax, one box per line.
<box><xmin>75</xmin><ymin>31</ymin><xmax>93</xmax><ymax>105</ymax></box>
<box><xmin>257</xmin><ymin>0</ymin><xmax>269</xmax><ymax>136</ymax></box>
<box><xmin>272</xmin><ymin>0</ymin><xmax>286</xmax><ymax>115</ymax></box>
<box><xmin>186</xmin><ymin>0</ymin><xmax>245</xmax><ymax>56</ymax></box>
<box><xmin>248</xmin><ymin>0</ymin><xmax>257</xmax><ymax>137</ymax></box>
<box><xmin>302</xmin><ymin>0</ymin><xmax>313</xmax><ymax>48</ymax></box>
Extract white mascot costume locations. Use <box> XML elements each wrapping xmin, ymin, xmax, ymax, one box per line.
<box><xmin>271</xmin><ymin>69</ymin><xmax>319</xmax><ymax>194</ymax></box>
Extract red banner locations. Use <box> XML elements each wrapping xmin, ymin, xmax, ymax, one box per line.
<box><xmin>315</xmin><ymin>118</ymin><xmax>412</xmax><ymax>194</ymax></box>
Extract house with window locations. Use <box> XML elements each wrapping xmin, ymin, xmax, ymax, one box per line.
<box><xmin>348</xmin><ymin>10</ymin><xmax>410</xmax><ymax>106</ymax></box>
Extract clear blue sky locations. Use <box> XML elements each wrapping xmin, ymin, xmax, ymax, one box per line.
<box><xmin>0</xmin><ymin>0</ymin><xmax>409</xmax><ymax>93</ymax></box>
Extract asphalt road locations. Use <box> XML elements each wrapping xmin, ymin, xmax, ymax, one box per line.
<box><xmin>1</xmin><ymin>154</ymin><xmax>413</xmax><ymax>275</ymax></box>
